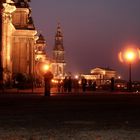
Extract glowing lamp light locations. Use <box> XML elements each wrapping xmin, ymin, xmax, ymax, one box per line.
<box><xmin>118</xmin><ymin>47</ymin><xmax>140</xmax><ymax>64</ymax></box>
<box><xmin>43</xmin><ymin>64</ymin><xmax>49</xmax><ymax>72</ymax></box>
<box><xmin>35</xmin><ymin>62</ymin><xmax>51</xmax><ymax>76</ymax></box>
<box><xmin>118</xmin><ymin>76</ymin><xmax>121</xmax><ymax>79</ymax></box>
<box><xmin>124</xmin><ymin>51</ymin><xmax>135</xmax><ymax>62</ymax></box>
<box><xmin>75</xmin><ymin>75</ymin><xmax>79</xmax><ymax>79</ymax></box>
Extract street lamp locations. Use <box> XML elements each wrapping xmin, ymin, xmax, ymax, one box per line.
<box><xmin>42</xmin><ymin>64</ymin><xmax>50</xmax><ymax>72</ymax></box>
<box><xmin>119</xmin><ymin>47</ymin><xmax>139</xmax><ymax>91</ymax></box>
<box><xmin>124</xmin><ymin>50</ymin><xmax>136</xmax><ymax>91</ymax></box>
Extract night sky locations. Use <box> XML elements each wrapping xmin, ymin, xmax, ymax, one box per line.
<box><xmin>30</xmin><ymin>0</ymin><xmax>140</xmax><ymax>81</ymax></box>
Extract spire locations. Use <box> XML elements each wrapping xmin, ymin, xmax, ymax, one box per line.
<box><xmin>56</xmin><ymin>22</ymin><xmax>63</xmax><ymax>38</ymax></box>
<box><xmin>54</xmin><ymin>23</ymin><xmax>64</xmax><ymax>51</ymax></box>
<box><xmin>53</xmin><ymin>22</ymin><xmax>65</xmax><ymax>61</ymax></box>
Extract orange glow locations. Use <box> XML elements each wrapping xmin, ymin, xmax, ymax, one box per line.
<box><xmin>51</xmin><ymin>79</ymin><xmax>58</xmax><ymax>83</ymax></box>
<box><xmin>75</xmin><ymin>75</ymin><xmax>79</xmax><ymax>79</ymax></box>
<box><xmin>118</xmin><ymin>52</ymin><xmax>123</xmax><ymax>63</ymax></box>
<box><xmin>35</xmin><ymin>62</ymin><xmax>51</xmax><ymax>76</ymax></box>
<box><xmin>43</xmin><ymin>64</ymin><xmax>49</xmax><ymax>72</ymax></box>
<box><xmin>138</xmin><ymin>48</ymin><xmax>140</xmax><ymax>59</ymax></box>
<box><xmin>118</xmin><ymin>46</ymin><xmax>140</xmax><ymax>64</ymax></box>
<box><xmin>118</xmin><ymin>76</ymin><xmax>121</xmax><ymax>79</ymax></box>
<box><xmin>124</xmin><ymin>50</ymin><xmax>136</xmax><ymax>62</ymax></box>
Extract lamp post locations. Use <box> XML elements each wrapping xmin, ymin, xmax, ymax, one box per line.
<box><xmin>128</xmin><ymin>62</ymin><xmax>132</xmax><ymax>91</ymax></box>
<box><xmin>119</xmin><ymin>47</ymin><xmax>140</xmax><ymax>92</ymax></box>
<box><xmin>124</xmin><ymin>50</ymin><xmax>136</xmax><ymax>91</ymax></box>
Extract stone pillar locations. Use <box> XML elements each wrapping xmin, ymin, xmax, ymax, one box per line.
<box><xmin>2</xmin><ymin>1</ymin><xmax>16</xmax><ymax>82</ymax></box>
<box><xmin>0</xmin><ymin>1</ymin><xmax>4</xmax><ymax>86</ymax></box>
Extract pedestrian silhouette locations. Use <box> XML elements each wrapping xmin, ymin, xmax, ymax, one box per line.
<box><xmin>67</xmin><ymin>76</ymin><xmax>72</xmax><ymax>93</ymax></box>
<box><xmin>44</xmin><ymin>71</ymin><xmax>53</xmax><ymax>96</ymax></box>
<box><xmin>111</xmin><ymin>77</ymin><xmax>115</xmax><ymax>91</ymax></box>
<box><xmin>82</xmin><ymin>78</ymin><xmax>87</xmax><ymax>92</ymax></box>
<box><xmin>93</xmin><ymin>81</ymin><xmax>96</xmax><ymax>91</ymax></box>
<box><xmin>63</xmin><ymin>76</ymin><xmax>68</xmax><ymax>92</ymax></box>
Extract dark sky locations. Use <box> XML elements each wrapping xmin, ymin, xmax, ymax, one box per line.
<box><xmin>30</xmin><ymin>0</ymin><xmax>140</xmax><ymax>81</ymax></box>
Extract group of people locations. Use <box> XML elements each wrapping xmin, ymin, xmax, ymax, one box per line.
<box><xmin>44</xmin><ymin>71</ymin><xmax>98</xmax><ymax>96</ymax></box>
<box><xmin>57</xmin><ymin>76</ymin><xmax>73</xmax><ymax>93</ymax></box>
<box><xmin>57</xmin><ymin>76</ymin><xmax>97</xmax><ymax>93</ymax></box>
<box><xmin>81</xmin><ymin>78</ymin><xmax>97</xmax><ymax>92</ymax></box>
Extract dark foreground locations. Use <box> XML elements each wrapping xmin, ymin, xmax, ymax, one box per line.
<box><xmin>0</xmin><ymin>92</ymin><xmax>140</xmax><ymax>139</ymax></box>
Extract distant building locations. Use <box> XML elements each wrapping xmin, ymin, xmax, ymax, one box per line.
<box><xmin>51</xmin><ymin>23</ymin><xmax>66</xmax><ymax>79</ymax></box>
<box><xmin>82</xmin><ymin>67</ymin><xmax>118</xmax><ymax>86</ymax></box>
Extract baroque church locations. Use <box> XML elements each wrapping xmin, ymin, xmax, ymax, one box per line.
<box><xmin>1</xmin><ymin>0</ymin><xmax>66</xmax><ymax>84</ymax></box>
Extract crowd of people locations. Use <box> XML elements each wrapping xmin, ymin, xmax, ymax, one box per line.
<box><xmin>43</xmin><ymin>72</ymin><xmax>116</xmax><ymax>96</ymax></box>
<box><xmin>56</xmin><ymin>76</ymin><xmax>97</xmax><ymax>93</ymax></box>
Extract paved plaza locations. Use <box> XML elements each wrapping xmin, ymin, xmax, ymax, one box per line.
<box><xmin>0</xmin><ymin>90</ymin><xmax>140</xmax><ymax>139</ymax></box>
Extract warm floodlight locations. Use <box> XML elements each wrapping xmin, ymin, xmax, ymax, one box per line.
<box><xmin>124</xmin><ymin>50</ymin><xmax>135</xmax><ymax>62</ymax></box>
<box><xmin>43</xmin><ymin>64</ymin><xmax>49</xmax><ymax>72</ymax></box>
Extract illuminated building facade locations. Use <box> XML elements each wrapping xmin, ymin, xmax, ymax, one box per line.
<box><xmin>82</xmin><ymin>67</ymin><xmax>117</xmax><ymax>85</ymax></box>
<box><xmin>35</xmin><ymin>34</ymin><xmax>48</xmax><ymax>63</ymax></box>
<box><xmin>1</xmin><ymin>0</ymin><xmax>65</xmax><ymax>84</ymax></box>
<box><xmin>51</xmin><ymin>23</ymin><xmax>66</xmax><ymax>79</ymax></box>
<box><xmin>1</xmin><ymin>0</ymin><xmax>37</xmax><ymax>83</ymax></box>
<box><xmin>0</xmin><ymin>0</ymin><xmax>4</xmax><ymax>85</ymax></box>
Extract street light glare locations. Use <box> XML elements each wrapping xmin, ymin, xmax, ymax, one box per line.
<box><xmin>125</xmin><ymin>51</ymin><xmax>135</xmax><ymax>62</ymax></box>
<box><xmin>43</xmin><ymin>64</ymin><xmax>49</xmax><ymax>72</ymax></box>
<box><xmin>75</xmin><ymin>75</ymin><xmax>79</xmax><ymax>79</ymax></box>
<box><xmin>119</xmin><ymin>47</ymin><xmax>140</xmax><ymax>64</ymax></box>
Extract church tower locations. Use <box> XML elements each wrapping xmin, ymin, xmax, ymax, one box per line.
<box><xmin>51</xmin><ymin>23</ymin><xmax>66</xmax><ymax>79</ymax></box>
